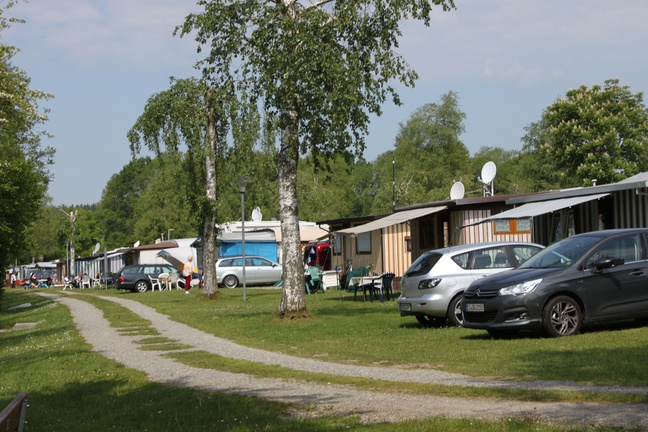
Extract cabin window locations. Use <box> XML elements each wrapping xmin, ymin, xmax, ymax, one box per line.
<box><xmin>493</xmin><ymin>219</ymin><xmax>532</xmax><ymax>235</ymax></box>
<box><xmin>356</xmin><ymin>232</ymin><xmax>371</xmax><ymax>254</ymax></box>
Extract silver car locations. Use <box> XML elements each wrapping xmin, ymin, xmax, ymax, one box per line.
<box><xmin>216</xmin><ymin>256</ymin><xmax>283</xmax><ymax>288</ymax></box>
<box><xmin>397</xmin><ymin>242</ymin><xmax>543</xmax><ymax>326</ymax></box>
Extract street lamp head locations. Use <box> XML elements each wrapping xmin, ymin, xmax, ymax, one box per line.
<box><xmin>236</xmin><ymin>175</ymin><xmax>251</xmax><ymax>193</ymax></box>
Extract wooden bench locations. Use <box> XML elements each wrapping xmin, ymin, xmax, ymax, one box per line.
<box><xmin>0</xmin><ymin>392</ymin><xmax>28</xmax><ymax>432</ymax></box>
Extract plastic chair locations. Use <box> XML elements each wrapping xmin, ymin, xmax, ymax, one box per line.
<box><xmin>372</xmin><ymin>272</ymin><xmax>395</xmax><ymax>302</ymax></box>
<box><xmin>81</xmin><ymin>275</ymin><xmax>91</xmax><ymax>289</ymax></box>
<box><xmin>305</xmin><ymin>266</ymin><xmax>323</xmax><ymax>294</ymax></box>
<box><xmin>148</xmin><ymin>275</ymin><xmax>162</xmax><ymax>292</ymax></box>
<box><xmin>62</xmin><ymin>277</ymin><xmax>72</xmax><ymax>291</ymax></box>
<box><xmin>169</xmin><ymin>272</ymin><xmax>181</xmax><ymax>290</ymax></box>
<box><xmin>345</xmin><ymin>266</ymin><xmax>370</xmax><ymax>301</ymax></box>
<box><xmin>93</xmin><ymin>277</ymin><xmax>101</xmax><ymax>288</ymax></box>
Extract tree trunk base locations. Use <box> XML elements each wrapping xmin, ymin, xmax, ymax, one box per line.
<box><xmin>200</xmin><ymin>291</ymin><xmax>221</xmax><ymax>300</ymax></box>
<box><xmin>275</xmin><ymin>309</ymin><xmax>311</xmax><ymax>320</ymax></box>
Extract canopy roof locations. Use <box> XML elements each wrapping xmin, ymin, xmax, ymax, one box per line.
<box><xmin>463</xmin><ymin>193</ymin><xmax>610</xmax><ymax>227</ymax></box>
<box><xmin>337</xmin><ymin>206</ymin><xmax>447</xmax><ymax>235</ymax></box>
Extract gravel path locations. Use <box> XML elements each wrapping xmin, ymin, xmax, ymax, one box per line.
<box><xmin>39</xmin><ymin>292</ymin><xmax>648</xmax><ymax>429</ymax></box>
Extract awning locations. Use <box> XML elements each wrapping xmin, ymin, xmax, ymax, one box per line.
<box><xmin>337</xmin><ymin>206</ymin><xmax>447</xmax><ymax>235</ymax></box>
<box><xmin>464</xmin><ymin>193</ymin><xmax>610</xmax><ymax>227</ymax></box>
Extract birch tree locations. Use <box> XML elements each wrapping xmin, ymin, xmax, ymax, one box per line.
<box><xmin>128</xmin><ymin>78</ymin><xmax>234</xmax><ymax>297</ymax></box>
<box><xmin>178</xmin><ymin>0</ymin><xmax>455</xmax><ymax>316</ymax></box>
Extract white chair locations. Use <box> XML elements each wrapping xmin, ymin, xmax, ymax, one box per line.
<box><xmin>81</xmin><ymin>274</ymin><xmax>91</xmax><ymax>289</ymax></box>
<box><xmin>169</xmin><ymin>272</ymin><xmax>181</xmax><ymax>290</ymax></box>
<box><xmin>62</xmin><ymin>277</ymin><xmax>72</xmax><ymax>291</ymax></box>
<box><xmin>92</xmin><ymin>276</ymin><xmax>101</xmax><ymax>288</ymax></box>
<box><xmin>158</xmin><ymin>273</ymin><xmax>170</xmax><ymax>290</ymax></box>
<box><xmin>148</xmin><ymin>275</ymin><xmax>162</xmax><ymax>292</ymax></box>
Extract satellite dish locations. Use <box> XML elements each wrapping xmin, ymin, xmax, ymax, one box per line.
<box><xmin>449</xmin><ymin>182</ymin><xmax>465</xmax><ymax>200</ymax></box>
<box><xmin>133</xmin><ymin>240</ymin><xmax>140</xmax><ymax>248</ymax></box>
<box><xmin>481</xmin><ymin>161</ymin><xmax>497</xmax><ymax>184</ymax></box>
<box><xmin>251</xmin><ymin>206</ymin><xmax>262</xmax><ymax>222</ymax></box>
<box><xmin>92</xmin><ymin>242</ymin><xmax>100</xmax><ymax>255</ymax></box>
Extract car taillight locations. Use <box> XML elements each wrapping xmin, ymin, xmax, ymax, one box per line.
<box><xmin>118</xmin><ymin>276</ymin><xmax>125</xmax><ymax>282</ymax></box>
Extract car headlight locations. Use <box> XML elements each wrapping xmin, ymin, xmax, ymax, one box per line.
<box><xmin>418</xmin><ymin>278</ymin><xmax>442</xmax><ymax>290</ymax></box>
<box><xmin>499</xmin><ymin>278</ymin><xmax>542</xmax><ymax>296</ymax></box>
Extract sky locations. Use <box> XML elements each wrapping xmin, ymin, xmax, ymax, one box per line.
<box><xmin>4</xmin><ymin>0</ymin><xmax>648</xmax><ymax>206</ymax></box>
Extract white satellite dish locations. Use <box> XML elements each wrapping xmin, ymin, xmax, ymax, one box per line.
<box><xmin>479</xmin><ymin>161</ymin><xmax>497</xmax><ymax>196</ymax></box>
<box><xmin>481</xmin><ymin>161</ymin><xmax>497</xmax><ymax>184</ymax></box>
<box><xmin>449</xmin><ymin>182</ymin><xmax>465</xmax><ymax>200</ymax></box>
<box><xmin>133</xmin><ymin>240</ymin><xmax>140</xmax><ymax>248</ymax></box>
<box><xmin>92</xmin><ymin>242</ymin><xmax>100</xmax><ymax>255</ymax></box>
<box><xmin>251</xmin><ymin>206</ymin><xmax>262</xmax><ymax>222</ymax></box>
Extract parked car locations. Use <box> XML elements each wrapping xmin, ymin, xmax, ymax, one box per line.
<box><xmin>115</xmin><ymin>264</ymin><xmax>178</xmax><ymax>293</ymax></box>
<box><xmin>462</xmin><ymin>229</ymin><xmax>648</xmax><ymax>337</ymax></box>
<box><xmin>397</xmin><ymin>242</ymin><xmax>544</xmax><ymax>326</ymax></box>
<box><xmin>216</xmin><ymin>256</ymin><xmax>282</xmax><ymax>288</ymax></box>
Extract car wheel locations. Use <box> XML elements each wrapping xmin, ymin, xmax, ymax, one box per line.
<box><xmin>446</xmin><ymin>294</ymin><xmax>464</xmax><ymax>327</ymax></box>
<box><xmin>135</xmin><ymin>280</ymin><xmax>149</xmax><ymax>293</ymax></box>
<box><xmin>223</xmin><ymin>275</ymin><xmax>239</xmax><ymax>289</ymax></box>
<box><xmin>416</xmin><ymin>315</ymin><xmax>446</xmax><ymax>327</ymax></box>
<box><xmin>542</xmin><ymin>295</ymin><xmax>582</xmax><ymax>337</ymax></box>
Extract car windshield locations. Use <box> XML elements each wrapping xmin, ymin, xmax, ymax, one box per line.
<box><xmin>519</xmin><ymin>235</ymin><xmax>600</xmax><ymax>269</ymax></box>
<box><xmin>405</xmin><ymin>252</ymin><xmax>443</xmax><ymax>276</ymax></box>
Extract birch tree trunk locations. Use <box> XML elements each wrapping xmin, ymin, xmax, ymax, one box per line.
<box><xmin>202</xmin><ymin>94</ymin><xmax>219</xmax><ymax>297</ymax></box>
<box><xmin>277</xmin><ymin>101</ymin><xmax>306</xmax><ymax>316</ymax></box>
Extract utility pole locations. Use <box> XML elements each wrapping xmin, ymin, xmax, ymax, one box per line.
<box><xmin>60</xmin><ymin>208</ymin><xmax>78</xmax><ymax>277</ymax></box>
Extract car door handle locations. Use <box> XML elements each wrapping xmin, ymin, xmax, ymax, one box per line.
<box><xmin>630</xmin><ymin>270</ymin><xmax>645</xmax><ymax>276</ymax></box>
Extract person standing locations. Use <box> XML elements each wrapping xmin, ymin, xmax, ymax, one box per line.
<box><xmin>10</xmin><ymin>272</ymin><xmax>16</xmax><ymax>288</ymax></box>
<box><xmin>183</xmin><ymin>256</ymin><xmax>193</xmax><ymax>294</ymax></box>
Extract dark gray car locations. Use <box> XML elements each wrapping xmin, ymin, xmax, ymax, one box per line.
<box><xmin>115</xmin><ymin>264</ymin><xmax>178</xmax><ymax>293</ymax></box>
<box><xmin>462</xmin><ymin>229</ymin><xmax>648</xmax><ymax>337</ymax></box>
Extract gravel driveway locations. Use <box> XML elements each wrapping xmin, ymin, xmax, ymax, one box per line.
<box><xmin>39</xmin><ymin>292</ymin><xmax>648</xmax><ymax>429</ymax></box>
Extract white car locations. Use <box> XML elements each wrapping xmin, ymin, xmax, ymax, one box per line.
<box><xmin>216</xmin><ymin>256</ymin><xmax>282</xmax><ymax>288</ymax></box>
<box><xmin>397</xmin><ymin>242</ymin><xmax>543</xmax><ymax>327</ymax></box>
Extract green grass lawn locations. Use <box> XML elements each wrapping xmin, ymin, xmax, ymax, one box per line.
<box><xmin>1</xmin><ymin>287</ymin><xmax>645</xmax><ymax>431</ymax></box>
<box><xmin>91</xmin><ymin>286</ymin><xmax>648</xmax><ymax>388</ymax></box>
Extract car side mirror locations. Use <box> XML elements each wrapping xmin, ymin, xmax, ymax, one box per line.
<box><xmin>594</xmin><ymin>257</ymin><xmax>624</xmax><ymax>272</ymax></box>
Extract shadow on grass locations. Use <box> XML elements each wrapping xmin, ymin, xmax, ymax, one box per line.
<box><xmin>459</xmin><ymin>319</ymin><xmax>648</xmax><ymax>341</ymax></box>
<box><xmin>25</xmin><ymin>379</ymin><xmax>359</xmax><ymax>431</ymax></box>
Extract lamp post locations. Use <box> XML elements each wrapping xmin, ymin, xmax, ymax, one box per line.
<box><xmin>236</xmin><ymin>175</ymin><xmax>251</xmax><ymax>301</ymax></box>
<box><xmin>392</xmin><ymin>151</ymin><xmax>395</xmax><ymax>211</ymax></box>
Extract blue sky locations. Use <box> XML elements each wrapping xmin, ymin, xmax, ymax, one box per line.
<box><xmin>5</xmin><ymin>0</ymin><xmax>648</xmax><ymax>206</ymax></box>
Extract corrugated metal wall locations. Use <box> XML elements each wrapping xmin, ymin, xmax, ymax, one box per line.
<box><xmin>453</xmin><ymin>209</ymin><xmax>532</xmax><ymax>245</ymax></box>
<box><xmin>381</xmin><ymin>222</ymin><xmax>411</xmax><ymax>277</ymax></box>
<box><xmin>615</xmin><ymin>188</ymin><xmax>648</xmax><ymax>228</ymax></box>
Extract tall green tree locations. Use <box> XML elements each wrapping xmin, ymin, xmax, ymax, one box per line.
<box><xmin>536</xmin><ymin>79</ymin><xmax>648</xmax><ymax>186</ymax></box>
<box><xmin>131</xmin><ymin>154</ymin><xmax>197</xmax><ymax>244</ymax></box>
<box><xmin>392</xmin><ymin>91</ymin><xmax>471</xmax><ymax>204</ymax></box>
<box><xmin>0</xmin><ymin>1</ymin><xmax>54</xmax><ymax>282</ymax></box>
<box><xmin>96</xmin><ymin>157</ymin><xmax>158</xmax><ymax>249</ymax></box>
<box><xmin>178</xmin><ymin>0</ymin><xmax>455</xmax><ymax>317</ymax></box>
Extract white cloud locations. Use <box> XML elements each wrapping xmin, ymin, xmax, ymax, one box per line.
<box><xmin>7</xmin><ymin>0</ymin><xmax>199</xmax><ymax>71</ymax></box>
<box><xmin>401</xmin><ymin>0</ymin><xmax>648</xmax><ymax>87</ymax></box>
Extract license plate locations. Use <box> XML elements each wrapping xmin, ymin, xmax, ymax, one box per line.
<box><xmin>466</xmin><ymin>303</ymin><xmax>484</xmax><ymax>312</ymax></box>
<box><xmin>399</xmin><ymin>303</ymin><xmax>411</xmax><ymax>312</ymax></box>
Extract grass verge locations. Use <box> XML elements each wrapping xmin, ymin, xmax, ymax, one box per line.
<box><xmin>1</xmin><ymin>290</ymin><xmax>603</xmax><ymax>431</ymax></box>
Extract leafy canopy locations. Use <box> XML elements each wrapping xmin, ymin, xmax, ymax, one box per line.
<box><xmin>540</xmin><ymin>79</ymin><xmax>648</xmax><ymax>186</ymax></box>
